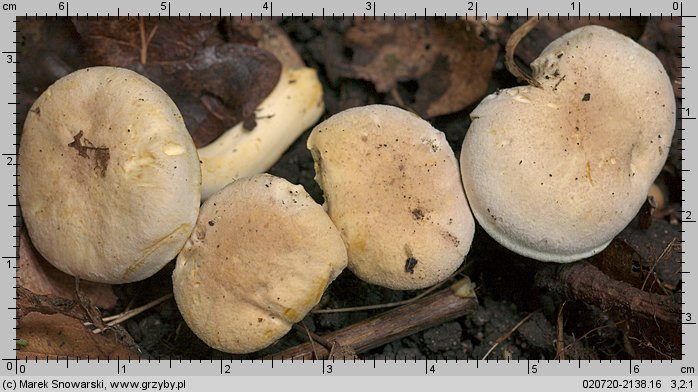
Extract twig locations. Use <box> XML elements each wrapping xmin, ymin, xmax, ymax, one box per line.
<box><xmin>312</xmin><ymin>283</ymin><xmax>442</xmax><ymax>314</ymax></box>
<box><xmin>312</xmin><ymin>263</ymin><xmax>469</xmax><ymax>314</ymax></box>
<box><xmin>535</xmin><ymin>261</ymin><xmax>681</xmax><ymax>324</ymax></box>
<box><xmin>389</xmin><ymin>88</ymin><xmax>417</xmax><ymax>114</ymax></box>
<box><xmin>75</xmin><ymin>277</ymin><xmax>106</xmax><ymax>330</ymax></box>
<box><xmin>563</xmin><ymin>323</ymin><xmax>618</xmax><ymax>353</ymax></box>
<box><xmin>505</xmin><ymin>17</ymin><xmax>542</xmax><ymax>88</ymax></box>
<box><xmin>267</xmin><ymin>284</ymin><xmax>478</xmax><ymax>360</ymax></box>
<box><xmin>89</xmin><ymin>293</ymin><xmax>173</xmax><ymax>334</ymax></box>
<box><xmin>139</xmin><ymin>17</ymin><xmax>159</xmax><ymax>64</ymax></box>
<box><xmin>556</xmin><ymin>301</ymin><xmax>566</xmax><ymax>360</ymax></box>
<box><xmin>293</xmin><ymin>323</ymin><xmax>321</xmax><ymax>360</ymax></box>
<box><xmin>482</xmin><ymin>310</ymin><xmax>538</xmax><ymax>360</ymax></box>
<box><xmin>292</xmin><ymin>322</ymin><xmax>359</xmax><ymax>360</ymax></box>
<box><xmin>641</xmin><ymin>237</ymin><xmax>677</xmax><ymax>292</ymax></box>
<box><xmin>627</xmin><ymin>336</ymin><xmax>673</xmax><ymax>360</ymax></box>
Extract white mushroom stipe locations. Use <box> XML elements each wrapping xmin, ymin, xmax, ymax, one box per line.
<box><xmin>198</xmin><ymin>67</ymin><xmax>324</xmax><ymax>200</ymax></box>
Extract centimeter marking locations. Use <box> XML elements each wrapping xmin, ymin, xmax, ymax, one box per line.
<box><xmin>3</xmin><ymin>0</ymin><xmax>695</xmax><ymax>377</ymax></box>
<box><xmin>6</xmin><ymin>1</ymin><xmax>698</xmax><ymax>21</ymax></box>
<box><xmin>1</xmin><ymin>356</ymin><xmax>695</xmax><ymax>376</ymax></box>
<box><xmin>10</xmin><ymin>12</ymin><xmax>697</xmax><ymax>20</ymax></box>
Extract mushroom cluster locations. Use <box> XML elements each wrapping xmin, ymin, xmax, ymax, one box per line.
<box><xmin>459</xmin><ymin>25</ymin><xmax>675</xmax><ymax>262</ymax></box>
<box><xmin>17</xmin><ymin>23</ymin><xmax>676</xmax><ymax>356</ymax></box>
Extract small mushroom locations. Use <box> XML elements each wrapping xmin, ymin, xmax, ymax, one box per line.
<box><xmin>172</xmin><ymin>174</ymin><xmax>347</xmax><ymax>354</ymax></box>
<box><xmin>19</xmin><ymin>66</ymin><xmax>201</xmax><ymax>283</ymax></box>
<box><xmin>460</xmin><ymin>26</ymin><xmax>676</xmax><ymax>262</ymax></box>
<box><xmin>307</xmin><ymin>105</ymin><xmax>474</xmax><ymax>290</ymax></box>
<box><xmin>198</xmin><ymin>66</ymin><xmax>324</xmax><ymax>200</ymax></box>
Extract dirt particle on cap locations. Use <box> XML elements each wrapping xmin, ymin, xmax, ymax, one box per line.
<box><xmin>68</xmin><ymin>130</ymin><xmax>110</xmax><ymax>177</ymax></box>
<box><xmin>404</xmin><ymin>257</ymin><xmax>418</xmax><ymax>274</ymax></box>
<box><xmin>411</xmin><ymin>208</ymin><xmax>424</xmax><ymax>220</ymax></box>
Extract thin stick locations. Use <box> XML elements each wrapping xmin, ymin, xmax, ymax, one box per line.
<box><xmin>563</xmin><ymin>323</ymin><xmax>617</xmax><ymax>352</ymax></box>
<box><xmin>298</xmin><ymin>323</ymin><xmax>320</xmax><ymax>360</ymax></box>
<box><xmin>535</xmin><ymin>261</ymin><xmax>681</xmax><ymax>324</ymax></box>
<box><xmin>90</xmin><ymin>293</ymin><xmax>173</xmax><ymax>334</ymax></box>
<box><xmin>312</xmin><ymin>283</ymin><xmax>442</xmax><ymax>314</ymax></box>
<box><xmin>505</xmin><ymin>17</ymin><xmax>542</xmax><ymax>88</ymax></box>
<box><xmin>482</xmin><ymin>310</ymin><xmax>538</xmax><ymax>360</ymax></box>
<box><xmin>641</xmin><ymin>238</ymin><xmax>677</xmax><ymax>292</ymax></box>
<box><xmin>556</xmin><ymin>302</ymin><xmax>566</xmax><ymax>360</ymax></box>
<box><xmin>268</xmin><ymin>285</ymin><xmax>478</xmax><ymax>360</ymax></box>
<box><xmin>139</xmin><ymin>18</ymin><xmax>159</xmax><ymax>65</ymax></box>
<box><xmin>75</xmin><ymin>277</ymin><xmax>106</xmax><ymax>330</ymax></box>
<box><xmin>312</xmin><ymin>263</ymin><xmax>469</xmax><ymax>314</ymax></box>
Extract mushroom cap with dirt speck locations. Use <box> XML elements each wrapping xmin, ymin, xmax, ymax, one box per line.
<box><xmin>19</xmin><ymin>66</ymin><xmax>201</xmax><ymax>283</ymax></box>
<box><xmin>172</xmin><ymin>174</ymin><xmax>347</xmax><ymax>354</ymax></box>
<box><xmin>460</xmin><ymin>25</ymin><xmax>676</xmax><ymax>262</ymax></box>
<box><xmin>307</xmin><ymin>104</ymin><xmax>475</xmax><ymax>290</ymax></box>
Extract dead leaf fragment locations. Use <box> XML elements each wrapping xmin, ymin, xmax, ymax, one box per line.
<box><xmin>510</xmin><ymin>18</ymin><xmax>648</xmax><ymax>66</ymax></box>
<box><xmin>17</xmin><ymin>313</ymin><xmax>140</xmax><ymax>360</ymax></box>
<box><xmin>72</xmin><ymin>18</ymin><xmax>282</xmax><ymax>147</ymax></box>
<box><xmin>334</xmin><ymin>19</ymin><xmax>498</xmax><ymax>118</ymax></box>
<box><xmin>19</xmin><ymin>230</ymin><xmax>117</xmax><ymax>309</ymax></box>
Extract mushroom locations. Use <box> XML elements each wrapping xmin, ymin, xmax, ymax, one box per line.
<box><xmin>19</xmin><ymin>66</ymin><xmax>201</xmax><ymax>283</ymax></box>
<box><xmin>460</xmin><ymin>25</ymin><xmax>676</xmax><ymax>262</ymax></box>
<box><xmin>307</xmin><ymin>105</ymin><xmax>474</xmax><ymax>290</ymax></box>
<box><xmin>172</xmin><ymin>174</ymin><xmax>347</xmax><ymax>354</ymax></box>
<box><xmin>197</xmin><ymin>23</ymin><xmax>324</xmax><ymax>200</ymax></box>
<box><xmin>198</xmin><ymin>66</ymin><xmax>324</xmax><ymax>200</ymax></box>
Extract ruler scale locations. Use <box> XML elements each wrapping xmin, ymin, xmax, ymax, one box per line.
<box><xmin>1</xmin><ymin>0</ymin><xmax>695</xmax><ymax>389</ymax></box>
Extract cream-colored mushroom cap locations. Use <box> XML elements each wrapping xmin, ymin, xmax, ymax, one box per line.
<box><xmin>172</xmin><ymin>174</ymin><xmax>347</xmax><ymax>354</ymax></box>
<box><xmin>460</xmin><ymin>25</ymin><xmax>676</xmax><ymax>262</ymax></box>
<box><xmin>308</xmin><ymin>105</ymin><xmax>474</xmax><ymax>290</ymax></box>
<box><xmin>19</xmin><ymin>66</ymin><xmax>201</xmax><ymax>283</ymax></box>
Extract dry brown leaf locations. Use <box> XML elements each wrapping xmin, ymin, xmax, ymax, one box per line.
<box><xmin>510</xmin><ymin>18</ymin><xmax>648</xmax><ymax>66</ymax></box>
<box><xmin>19</xmin><ymin>230</ymin><xmax>117</xmax><ymax>310</ymax></box>
<box><xmin>224</xmin><ymin>18</ymin><xmax>305</xmax><ymax>69</ymax></box>
<box><xmin>71</xmin><ymin>18</ymin><xmax>282</xmax><ymax>147</ymax></box>
<box><xmin>72</xmin><ymin>19</ymin><xmax>223</xmax><ymax>65</ymax></box>
<box><xmin>17</xmin><ymin>312</ymin><xmax>141</xmax><ymax>360</ymax></box>
<box><xmin>334</xmin><ymin>19</ymin><xmax>498</xmax><ymax>118</ymax></box>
